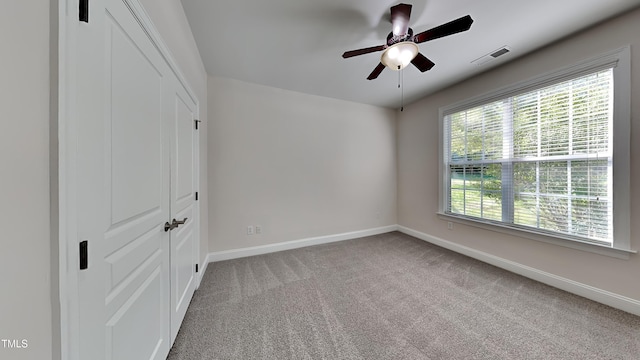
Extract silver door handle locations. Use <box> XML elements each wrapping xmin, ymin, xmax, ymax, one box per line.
<box><xmin>164</xmin><ymin>221</ymin><xmax>177</xmax><ymax>232</ymax></box>
<box><xmin>172</xmin><ymin>217</ymin><xmax>188</xmax><ymax>227</ymax></box>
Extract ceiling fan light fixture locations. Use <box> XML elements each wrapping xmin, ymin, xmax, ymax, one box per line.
<box><xmin>381</xmin><ymin>42</ymin><xmax>418</xmax><ymax>70</ymax></box>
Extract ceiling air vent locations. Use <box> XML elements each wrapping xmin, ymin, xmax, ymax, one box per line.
<box><xmin>471</xmin><ymin>46</ymin><xmax>511</xmax><ymax>66</ymax></box>
<box><xmin>490</xmin><ymin>47</ymin><xmax>510</xmax><ymax>58</ymax></box>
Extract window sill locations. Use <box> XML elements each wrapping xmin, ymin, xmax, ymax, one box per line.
<box><xmin>436</xmin><ymin>212</ymin><xmax>636</xmax><ymax>260</ymax></box>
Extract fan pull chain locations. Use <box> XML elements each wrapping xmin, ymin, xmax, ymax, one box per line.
<box><xmin>402</xmin><ymin>67</ymin><xmax>404</xmax><ymax>111</ymax></box>
<box><xmin>398</xmin><ymin>65</ymin><xmax>404</xmax><ymax>112</ymax></box>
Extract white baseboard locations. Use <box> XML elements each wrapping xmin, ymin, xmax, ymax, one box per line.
<box><xmin>206</xmin><ymin>225</ymin><xmax>399</xmax><ymax>263</ymax></box>
<box><xmin>397</xmin><ymin>225</ymin><xmax>640</xmax><ymax>316</ymax></box>
<box><xmin>201</xmin><ymin>223</ymin><xmax>640</xmax><ymax>316</ymax></box>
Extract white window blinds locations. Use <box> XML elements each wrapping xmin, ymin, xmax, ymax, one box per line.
<box><xmin>444</xmin><ymin>68</ymin><xmax>614</xmax><ymax>245</ymax></box>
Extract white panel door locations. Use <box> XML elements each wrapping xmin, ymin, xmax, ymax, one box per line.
<box><xmin>168</xmin><ymin>78</ymin><xmax>198</xmax><ymax>343</ymax></box>
<box><xmin>75</xmin><ymin>0</ymin><xmax>172</xmax><ymax>359</ymax></box>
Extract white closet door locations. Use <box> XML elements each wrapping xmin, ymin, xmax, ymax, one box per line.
<box><xmin>75</xmin><ymin>0</ymin><xmax>172</xmax><ymax>359</ymax></box>
<box><xmin>168</xmin><ymin>78</ymin><xmax>198</xmax><ymax>343</ymax></box>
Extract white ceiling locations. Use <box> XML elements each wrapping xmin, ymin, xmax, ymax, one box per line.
<box><xmin>180</xmin><ymin>0</ymin><xmax>640</xmax><ymax>109</ymax></box>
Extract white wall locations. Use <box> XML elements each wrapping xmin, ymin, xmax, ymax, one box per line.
<box><xmin>0</xmin><ymin>1</ymin><xmax>53</xmax><ymax>359</ymax></box>
<box><xmin>138</xmin><ymin>0</ymin><xmax>209</xmax><ymax>268</ymax></box>
<box><xmin>398</xmin><ymin>8</ymin><xmax>640</xmax><ymax>302</ymax></box>
<box><xmin>208</xmin><ymin>77</ymin><xmax>397</xmax><ymax>252</ymax></box>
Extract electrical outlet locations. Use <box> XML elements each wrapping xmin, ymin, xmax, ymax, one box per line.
<box><xmin>447</xmin><ymin>222</ymin><xmax>453</xmax><ymax>230</ymax></box>
<box><xmin>247</xmin><ymin>225</ymin><xmax>254</xmax><ymax>235</ymax></box>
<box><xmin>255</xmin><ymin>225</ymin><xmax>262</xmax><ymax>234</ymax></box>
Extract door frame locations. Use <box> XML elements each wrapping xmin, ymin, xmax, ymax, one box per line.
<box><xmin>57</xmin><ymin>1</ymin><xmax>200</xmax><ymax>359</ymax></box>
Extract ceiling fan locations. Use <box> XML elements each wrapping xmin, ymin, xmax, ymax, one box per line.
<box><xmin>342</xmin><ymin>3</ymin><xmax>473</xmax><ymax>80</ymax></box>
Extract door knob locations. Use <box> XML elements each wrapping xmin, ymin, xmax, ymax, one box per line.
<box><xmin>165</xmin><ymin>218</ymin><xmax>188</xmax><ymax>232</ymax></box>
<box><xmin>164</xmin><ymin>221</ymin><xmax>178</xmax><ymax>232</ymax></box>
<box><xmin>172</xmin><ymin>217</ymin><xmax>188</xmax><ymax>227</ymax></box>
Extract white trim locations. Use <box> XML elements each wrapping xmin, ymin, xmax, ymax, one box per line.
<box><xmin>610</xmin><ymin>46</ymin><xmax>631</xmax><ymax>251</ymax></box>
<box><xmin>202</xmin><ymin>224</ymin><xmax>640</xmax><ymax>316</ymax></box>
<box><xmin>206</xmin><ymin>226</ymin><xmax>399</xmax><ymax>262</ymax></box>
<box><xmin>59</xmin><ymin>0</ymin><xmax>80</xmax><ymax>359</ymax></box>
<box><xmin>439</xmin><ymin>46</ymin><xmax>631</xmax><ymax>251</ymax></box>
<box><xmin>397</xmin><ymin>225</ymin><xmax>640</xmax><ymax>317</ymax></box>
<box><xmin>437</xmin><ymin>213</ymin><xmax>635</xmax><ymax>259</ymax></box>
<box><xmin>192</xmin><ymin>98</ymin><xmax>201</xmax><ymax>290</ymax></box>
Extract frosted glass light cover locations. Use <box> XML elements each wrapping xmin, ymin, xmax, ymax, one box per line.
<box><xmin>381</xmin><ymin>42</ymin><xmax>419</xmax><ymax>70</ymax></box>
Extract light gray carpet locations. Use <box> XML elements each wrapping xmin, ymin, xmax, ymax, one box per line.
<box><xmin>167</xmin><ymin>231</ymin><xmax>640</xmax><ymax>359</ymax></box>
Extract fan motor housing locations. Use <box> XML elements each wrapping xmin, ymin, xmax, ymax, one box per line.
<box><xmin>387</xmin><ymin>28</ymin><xmax>414</xmax><ymax>46</ymax></box>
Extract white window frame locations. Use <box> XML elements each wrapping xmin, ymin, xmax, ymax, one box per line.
<box><xmin>438</xmin><ymin>47</ymin><xmax>633</xmax><ymax>259</ymax></box>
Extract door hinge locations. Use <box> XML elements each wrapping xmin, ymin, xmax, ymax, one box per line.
<box><xmin>195</xmin><ymin>264</ymin><xmax>199</xmax><ymax>273</ymax></box>
<box><xmin>194</xmin><ymin>119</ymin><xmax>201</xmax><ymax>130</ymax></box>
<box><xmin>195</xmin><ymin>191</ymin><xmax>199</xmax><ymax>201</ymax></box>
<box><xmin>79</xmin><ymin>0</ymin><xmax>89</xmax><ymax>23</ymax></box>
<box><xmin>79</xmin><ymin>241</ymin><xmax>89</xmax><ymax>270</ymax></box>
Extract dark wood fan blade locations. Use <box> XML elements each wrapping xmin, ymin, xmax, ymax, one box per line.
<box><xmin>411</xmin><ymin>52</ymin><xmax>435</xmax><ymax>72</ymax></box>
<box><xmin>414</xmin><ymin>15</ymin><xmax>473</xmax><ymax>43</ymax></box>
<box><xmin>367</xmin><ymin>63</ymin><xmax>385</xmax><ymax>80</ymax></box>
<box><xmin>342</xmin><ymin>45</ymin><xmax>386</xmax><ymax>58</ymax></box>
<box><xmin>390</xmin><ymin>3</ymin><xmax>412</xmax><ymax>36</ymax></box>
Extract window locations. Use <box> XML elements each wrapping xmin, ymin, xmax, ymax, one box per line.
<box><xmin>440</xmin><ymin>48</ymin><xmax>630</xmax><ymax>251</ymax></box>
